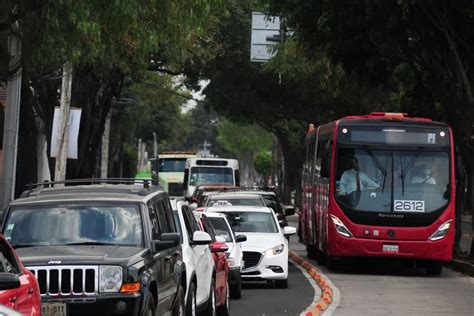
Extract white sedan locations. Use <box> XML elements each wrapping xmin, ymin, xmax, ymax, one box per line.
<box><xmin>206</xmin><ymin>206</ymin><xmax>296</xmax><ymax>288</ymax></box>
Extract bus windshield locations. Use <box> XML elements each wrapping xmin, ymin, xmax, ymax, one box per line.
<box><xmin>159</xmin><ymin>158</ymin><xmax>187</xmax><ymax>172</ymax></box>
<box><xmin>190</xmin><ymin>167</ymin><xmax>233</xmax><ymax>186</ymax></box>
<box><xmin>335</xmin><ymin>147</ymin><xmax>449</xmax><ymax>213</ymax></box>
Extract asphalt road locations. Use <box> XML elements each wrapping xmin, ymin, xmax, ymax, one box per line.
<box><xmin>228</xmin><ymin>234</ymin><xmax>317</xmax><ymax>315</ymax></box>
<box><xmin>287</xmin><ymin>215</ymin><xmax>474</xmax><ymax>316</ymax></box>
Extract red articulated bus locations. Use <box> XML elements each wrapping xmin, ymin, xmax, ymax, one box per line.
<box><xmin>299</xmin><ymin>112</ymin><xmax>455</xmax><ymax>275</ymax></box>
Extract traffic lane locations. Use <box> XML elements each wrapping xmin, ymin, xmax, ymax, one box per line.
<box><xmin>321</xmin><ymin>259</ymin><xmax>474</xmax><ymax>316</ymax></box>
<box><xmin>287</xmin><ymin>215</ymin><xmax>474</xmax><ymax>315</ymax></box>
<box><xmin>229</xmin><ymin>262</ymin><xmax>316</xmax><ymax>316</ymax></box>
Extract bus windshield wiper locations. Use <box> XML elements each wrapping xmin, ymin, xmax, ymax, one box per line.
<box><xmin>399</xmin><ymin>147</ymin><xmax>422</xmax><ymax>195</ymax></box>
<box><xmin>363</xmin><ymin>146</ymin><xmax>387</xmax><ymax>191</ymax></box>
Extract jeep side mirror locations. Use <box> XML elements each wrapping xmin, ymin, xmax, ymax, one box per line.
<box><xmin>153</xmin><ymin>233</ymin><xmax>180</xmax><ymax>252</ymax></box>
<box><xmin>0</xmin><ymin>273</ymin><xmax>20</xmax><ymax>291</ymax></box>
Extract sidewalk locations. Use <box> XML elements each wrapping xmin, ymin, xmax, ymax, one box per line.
<box><xmin>449</xmin><ymin>215</ymin><xmax>474</xmax><ymax>276</ymax></box>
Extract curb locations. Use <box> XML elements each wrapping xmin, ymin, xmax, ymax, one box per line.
<box><xmin>289</xmin><ymin>250</ymin><xmax>333</xmax><ymax>316</ymax></box>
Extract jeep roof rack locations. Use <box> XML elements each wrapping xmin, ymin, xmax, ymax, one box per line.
<box><xmin>20</xmin><ymin>178</ymin><xmax>161</xmax><ymax>198</ymax></box>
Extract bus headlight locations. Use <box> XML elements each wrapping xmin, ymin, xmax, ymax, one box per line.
<box><xmin>99</xmin><ymin>266</ymin><xmax>123</xmax><ymax>293</ymax></box>
<box><xmin>331</xmin><ymin>215</ymin><xmax>353</xmax><ymax>238</ymax></box>
<box><xmin>429</xmin><ymin>220</ymin><xmax>452</xmax><ymax>241</ymax></box>
<box><xmin>264</xmin><ymin>244</ymin><xmax>284</xmax><ymax>256</ymax></box>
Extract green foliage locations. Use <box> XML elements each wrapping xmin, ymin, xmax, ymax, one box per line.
<box><xmin>216</xmin><ymin>119</ymin><xmax>272</xmax><ymax>160</ymax></box>
<box><xmin>254</xmin><ymin>151</ymin><xmax>272</xmax><ymax>177</ymax></box>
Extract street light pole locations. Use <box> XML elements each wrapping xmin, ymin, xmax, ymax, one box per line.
<box><xmin>0</xmin><ymin>28</ymin><xmax>22</xmax><ymax>211</ymax></box>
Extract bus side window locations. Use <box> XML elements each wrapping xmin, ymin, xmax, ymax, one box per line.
<box><xmin>315</xmin><ymin>141</ymin><xmax>322</xmax><ymax>178</ymax></box>
<box><xmin>321</xmin><ymin>140</ymin><xmax>332</xmax><ymax>178</ymax></box>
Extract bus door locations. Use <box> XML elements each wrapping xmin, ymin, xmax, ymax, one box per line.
<box><xmin>315</xmin><ymin>137</ymin><xmax>332</xmax><ymax>252</ymax></box>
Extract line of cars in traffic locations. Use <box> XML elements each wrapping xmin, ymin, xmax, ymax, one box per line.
<box><xmin>0</xmin><ymin>180</ymin><xmax>295</xmax><ymax>316</ymax></box>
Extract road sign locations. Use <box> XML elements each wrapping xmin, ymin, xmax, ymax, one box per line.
<box><xmin>250</xmin><ymin>12</ymin><xmax>281</xmax><ymax>63</ymax></box>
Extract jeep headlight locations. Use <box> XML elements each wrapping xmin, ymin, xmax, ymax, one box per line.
<box><xmin>99</xmin><ymin>266</ymin><xmax>123</xmax><ymax>293</ymax></box>
<box><xmin>264</xmin><ymin>244</ymin><xmax>284</xmax><ymax>256</ymax></box>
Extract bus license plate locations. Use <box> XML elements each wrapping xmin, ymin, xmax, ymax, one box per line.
<box><xmin>42</xmin><ymin>302</ymin><xmax>67</xmax><ymax>316</ymax></box>
<box><xmin>383</xmin><ymin>244</ymin><xmax>399</xmax><ymax>253</ymax></box>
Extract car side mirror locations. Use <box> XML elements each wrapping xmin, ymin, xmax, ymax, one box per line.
<box><xmin>284</xmin><ymin>207</ymin><xmax>295</xmax><ymax>216</ymax></box>
<box><xmin>235</xmin><ymin>235</ymin><xmax>247</xmax><ymax>243</ymax></box>
<box><xmin>0</xmin><ymin>273</ymin><xmax>21</xmax><ymax>291</ymax></box>
<box><xmin>152</xmin><ymin>233</ymin><xmax>180</xmax><ymax>252</ymax></box>
<box><xmin>191</xmin><ymin>231</ymin><xmax>212</xmax><ymax>245</ymax></box>
<box><xmin>211</xmin><ymin>242</ymin><xmax>228</xmax><ymax>253</ymax></box>
<box><xmin>283</xmin><ymin>226</ymin><xmax>297</xmax><ymax>236</ymax></box>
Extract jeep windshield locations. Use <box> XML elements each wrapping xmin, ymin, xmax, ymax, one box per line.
<box><xmin>4</xmin><ymin>203</ymin><xmax>143</xmax><ymax>248</ymax></box>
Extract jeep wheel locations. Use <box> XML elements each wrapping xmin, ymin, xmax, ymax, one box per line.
<box><xmin>173</xmin><ymin>285</ymin><xmax>185</xmax><ymax>316</ymax></box>
<box><xmin>203</xmin><ymin>281</ymin><xmax>216</xmax><ymax>316</ymax></box>
<box><xmin>185</xmin><ymin>282</ymin><xmax>197</xmax><ymax>316</ymax></box>
<box><xmin>217</xmin><ymin>281</ymin><xmax>230</xmax><ymax>316</ymax></box>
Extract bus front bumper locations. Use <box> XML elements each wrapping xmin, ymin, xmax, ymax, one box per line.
<box><xmin>328</xmin><ymin>233</ymin><xmax>453</xmax><ymax>261</ymax></box>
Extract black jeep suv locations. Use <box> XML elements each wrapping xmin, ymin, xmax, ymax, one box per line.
<box><xmin>0</xmin><ymin>180</ymin><xmax>186</xmax><ymax>316</ymax></box>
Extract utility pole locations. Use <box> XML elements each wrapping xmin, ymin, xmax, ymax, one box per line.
<box><xmin>100</xmin><ymin>113</ymin><xmax>111</xmax><ymax>178</ymax></box>
<box><xmin>137</xmin><ymin>138</ymin><xmax>142</xmax><ymax>172</ymax></box>
<box><xmin>53</xmin><ymin>62</ymin><xmax>73</xmax><ymax>186</ymax></box>
<box><xmin>0</xmin><ymin>28</ymin><xmax>22</xmax><ymax>211</ymax></box>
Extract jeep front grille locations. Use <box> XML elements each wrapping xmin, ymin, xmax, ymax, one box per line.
<box><xmin>168</xmin><ymin>182</ymin><xmax>183</xmax><ymax>196</ymax></box>
<box><xmin>29</xmin><ymin>266</ymin><xmax>98</xmax><ymax>297</ymax></box>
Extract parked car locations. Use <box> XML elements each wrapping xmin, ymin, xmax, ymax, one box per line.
<box><xmin>206</xmin><ymin>206</ymin><xmax>296</xmax><ymax>288</ymax></box>
<box><xmin>194</xmin><ymin>213</ymin><xmax>230</xmax><ymax>315</ymax></box>
<box><xmin>203</xmin><ymin>212</ymin><xmax>246</xmax><ymax>299</ymax></box>
<box><xmin>1</xmin><ymin>180</ymin><xmax>185</xmax><ymax>316</ymax></box>
<box><xmin>0</xmin><ymin>234</ymin><xmax>41</xmax><ymax>316</ymax></box>
<box><xmin>170</xmin><ymin>199</ymin><xmax>216</xmax><ymax>316</ymax></box>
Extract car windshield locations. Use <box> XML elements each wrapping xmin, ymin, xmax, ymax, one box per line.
<box><xmin>190</xmin><ymin>167</ymin><xmax>233</xmax><ymax>186</ymax></box>
<box><xmin>4</xmin><ymin>203</ymin><xmax>143</xmax><ymax>247</ymax></box>
<box><xmin>206</xmin><ymin>197</ymin><xmax>264</xmax><ymax>207</ymax></box>
<box><xmin>222</xmin><ymin>211</ymin><xmax>278</xmax><ymax>233</ymax></box>
<box><xmin>335</xmin><ymin>147</ymin><xmax>450</xmax><ymax>213</ymax></box>
<box><xmin>207</xmin><ymin>217</ymin><xmax>233</xmax><ymax>242</ymax></box>
<box><xmin>159</xmin><ymin>158</ymin><xmax>186</xmax><ymax>172</ymax></box>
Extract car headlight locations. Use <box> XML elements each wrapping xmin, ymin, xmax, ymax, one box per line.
<box><xmin>99</xmin><ymin>266</ymin><xmax>123</xmax><ymax>293</ymax></box>
<box><xmin>264</xmin><ymin>244</ymin><xmax>284</xmax><ymax>256</ymax></box>
<box><xmin>330</xmin><ymin>215</ymin><xmax>353</xmax><ymax>238</ymax></box>
<box><xmin>429</xmin><ymin>220</ymin><xmax>452</xmax><ymax>241</ymax></box>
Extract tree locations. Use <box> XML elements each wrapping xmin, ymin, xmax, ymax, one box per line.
<box><xmin>216</xmin><ymin>119</ymin><xmax>272</xmax><ymax>186</ymax></box>
<box><xmin>0</xmin><ymin>0</ymin><xmax>221</xmax><ymax>193</ymax></box>
<box><xmin>254</xmin><ymin>151</ymin><xmax>272</xmax><ymax>179</ymax></box>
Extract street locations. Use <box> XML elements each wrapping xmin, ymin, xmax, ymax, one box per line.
<box><xmin>287</xmin><ymin>215</ymin><xmax>474</xmax><ymax>316</ymax></box>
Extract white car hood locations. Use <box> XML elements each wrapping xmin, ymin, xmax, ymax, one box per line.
<box><xmin>240</xmin><ymin>233</ymin><xmax>285</xmax><ymax>251</ymax></box>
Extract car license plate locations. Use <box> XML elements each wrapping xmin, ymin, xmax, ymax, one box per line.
<box><xmin>42</xmin><ymin>302</ymin><xmax>67</xmax><ymax>316</ymax></box>
<box><xmin>383</xmin><ymin>244</ymin><xmax>399</xmax><ymax>253</ymax></box>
